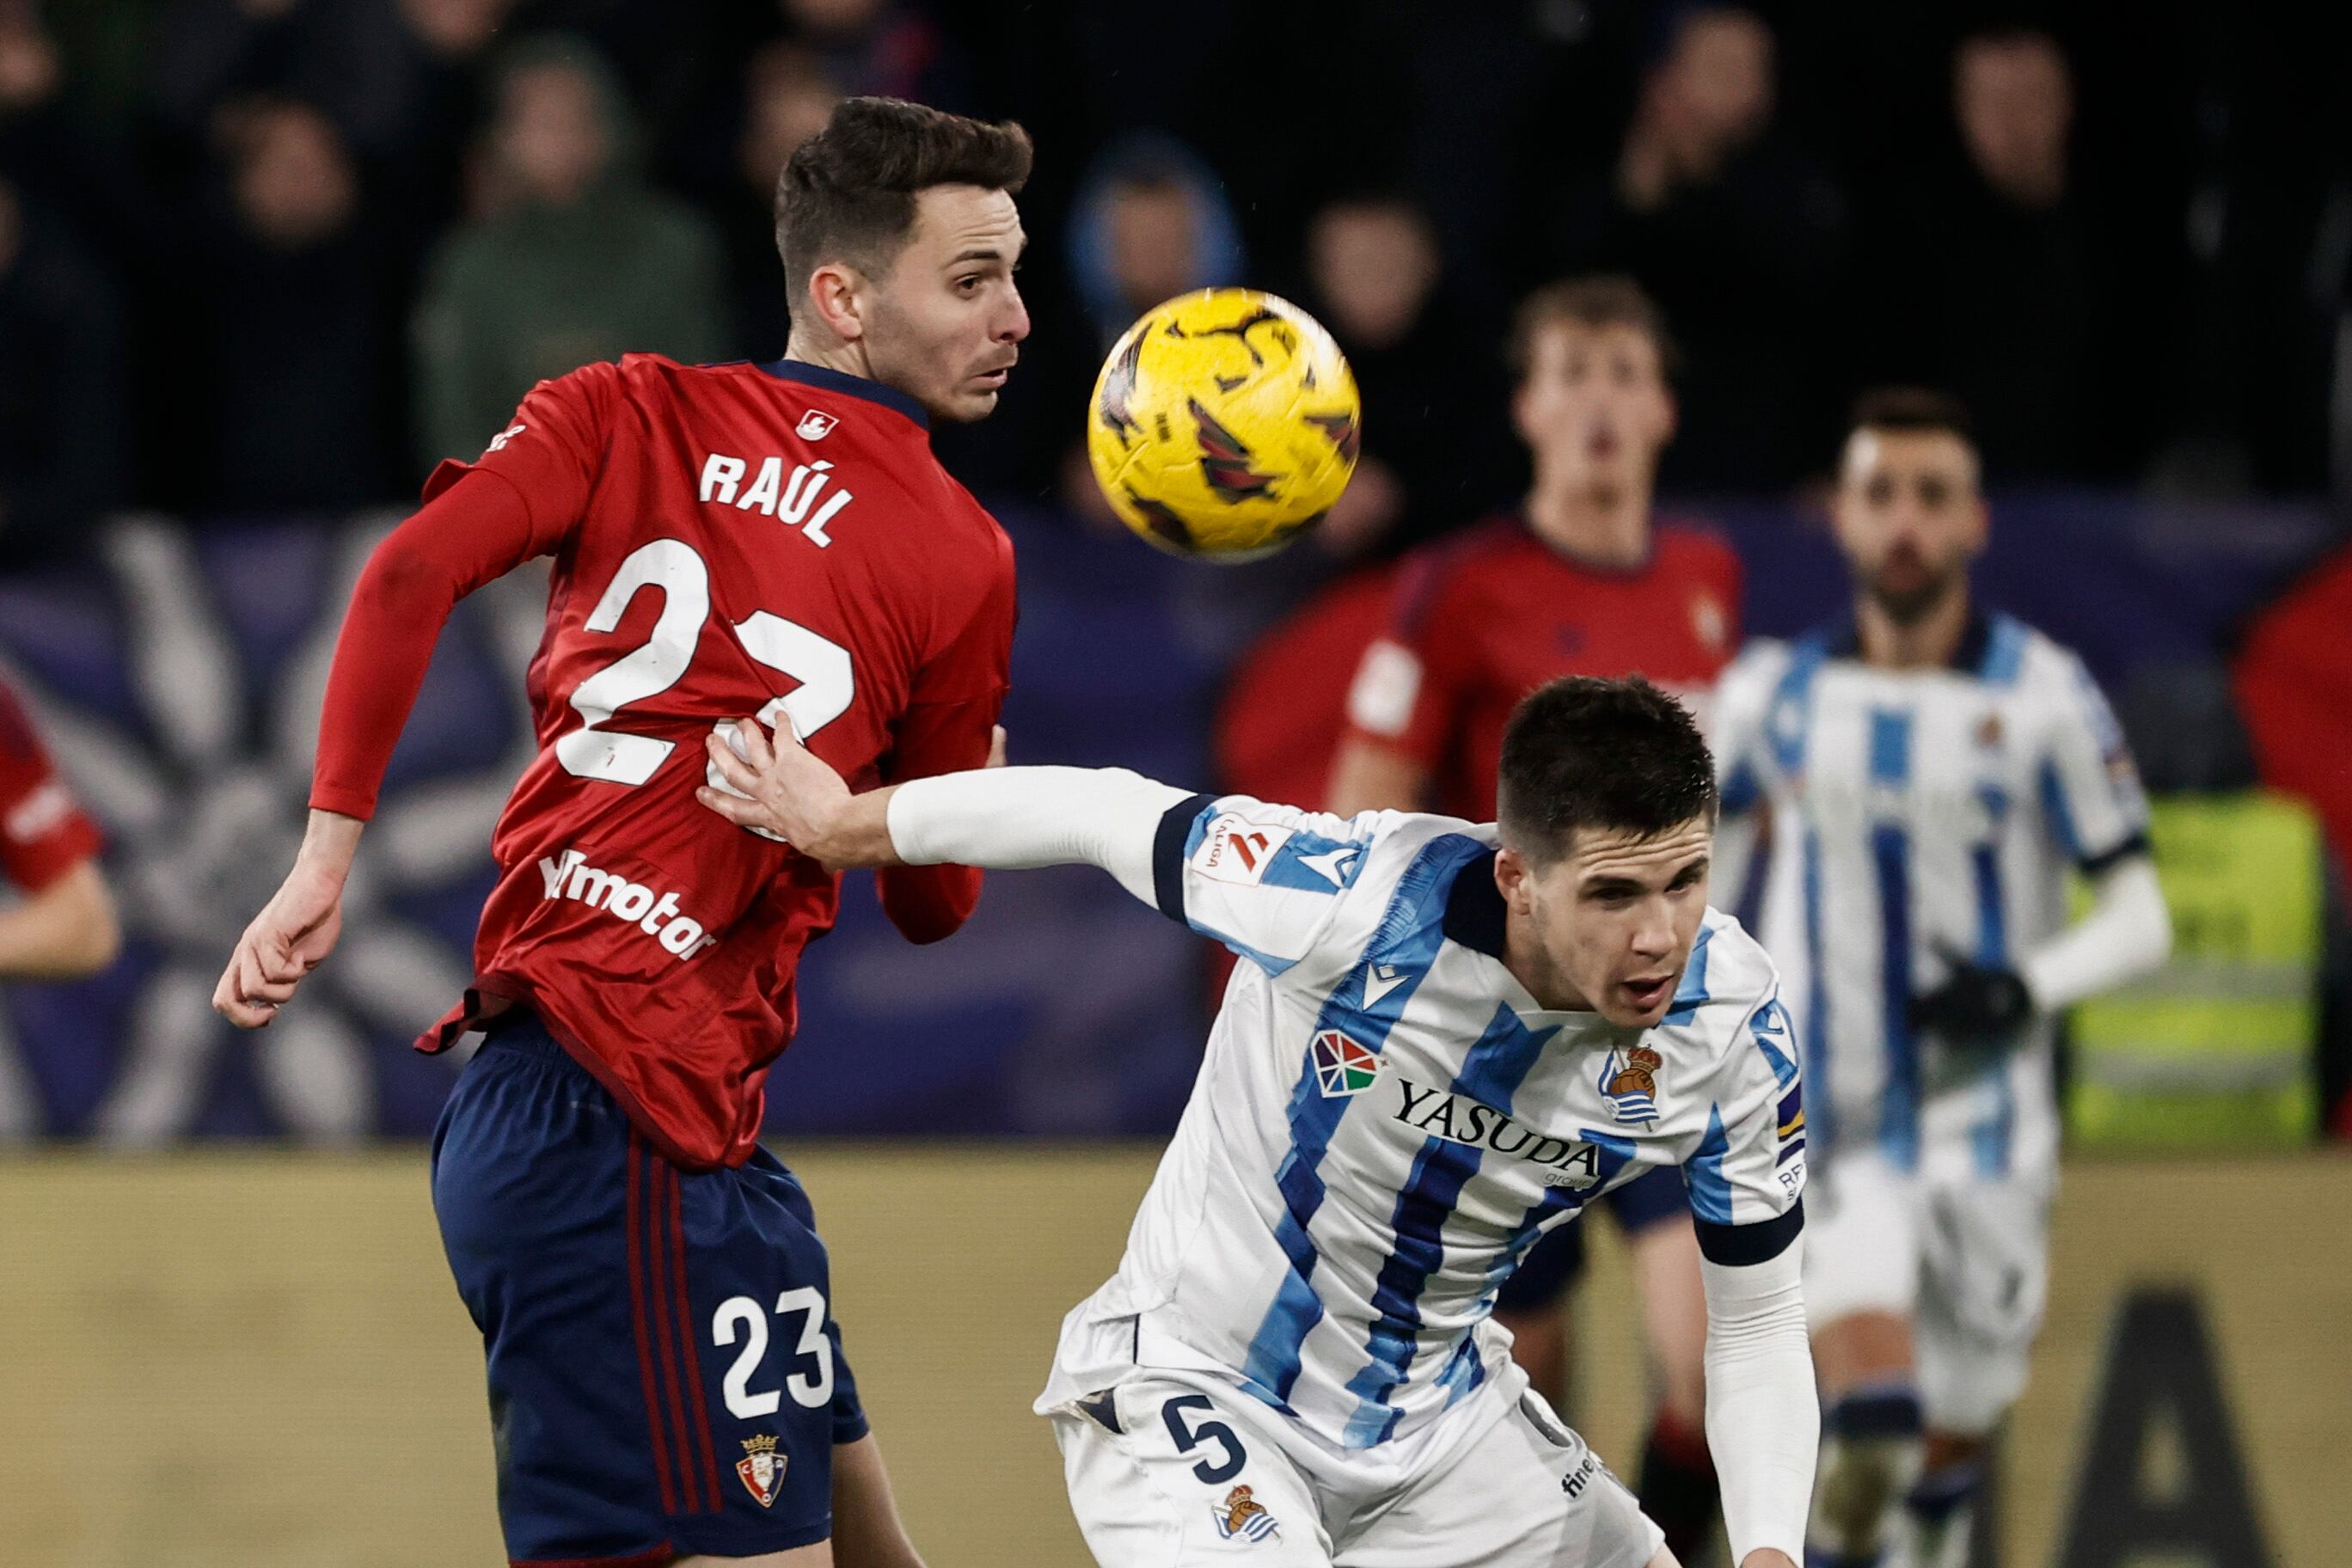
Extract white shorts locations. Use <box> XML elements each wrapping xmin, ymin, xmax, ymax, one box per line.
<box><xmin>1050</xmin><ymin>1369</ymin><xmax>1664</xmax><ymax>1568</ymax></box>
<box><xmin>1803</xmin><ymin>1144</ymin><xmax>2055</xmax><ymax>1435</ymax></box>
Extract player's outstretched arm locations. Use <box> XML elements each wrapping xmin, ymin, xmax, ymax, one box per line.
<box><xmin>213</xmin><ymin>810</ymin><xmax>361</xmax><ymax>1028</ymax></box>
<box><xmin>701</xmin><ymin>719</ymin><xmax>1191</xmax><ymax>902</ymax></box>
<box><xmin>703</xmin><ymin>719</ymin><xmax>905</xmax><ymax>869</ymax></box>
<box><xmin>216</xmin><ymin>468</ymin><xmax>565</xmax><ymax>1028</ymax></box>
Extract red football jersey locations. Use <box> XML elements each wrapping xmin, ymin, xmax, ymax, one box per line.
<box><xmin>0</xmin><ymin>677</ymin><xmax>104</xmax><ymax>891</ymax></box>
<box><xmin>1341</xmin><ymin>515</ymin><xmax>1740</xmax><ymax>820</ymax></box>
<box><xmin>1216</xmin><ymin>563</ymin><xmax>1399</xmax><ymax>809</ymax></box>
<box><xmin>315</xmin><ymin>356</ymin><xmax>1014</xmax><ymax>1168</ymax></box>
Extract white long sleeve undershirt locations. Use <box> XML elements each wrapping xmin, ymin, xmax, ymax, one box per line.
<box><xmin>885</xmin><ymin>765</ymin><xmax>1191</xmax><ymax>901</ymax></box>
<box><xmin>2021</xmin><ymin>854</ymin><xmax>2171</xmax><ymax>1010</ymax></box>
<box><xmin>1700</xmin><ymin>1233</ymin><xmax>1818</xmax><ymax>1565</ymax></box>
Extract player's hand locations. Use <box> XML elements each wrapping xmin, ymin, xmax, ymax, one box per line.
<box><xmin>701</xmin><ymin>716</ymin><xmax>860</xmax><ymax>861</ymax></box>
<box><xmin>213</xmin><ymin>858</ymin><xmax>347</xmax><ymax>1028</ymax></box>
<box><xmin>1908</xmin><ymin>951</ymin><xmax>2035</xmax><ymax>1045</ymax></box>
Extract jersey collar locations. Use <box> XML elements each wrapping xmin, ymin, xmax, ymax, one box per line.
<box><xmin>1442</xmin><ymin>850</ymin><xmax>1510</xmax><ymax>958</ymax></box>
<box><xmin>756</xmin><ymin>357</ymin><xmax>930</xmax><ymax>429</ymax></box>
<box><xmin>1510</xmin><ymin>511</ymin><xmax>1657</xmax><ymax>578</ymax></box>
<box><xmin>1822</xmin><ymin>607</ymin><xmax>1994</xmax><ymax>674</ymax></box>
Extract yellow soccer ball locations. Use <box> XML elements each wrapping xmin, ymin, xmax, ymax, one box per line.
<box><xmin>1086</xmin><ymin>288</ymin><xmax>1361</xmax><ymax>560</ymax></box>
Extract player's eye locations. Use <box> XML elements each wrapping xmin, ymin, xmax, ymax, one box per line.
<box><xmin>956</xmin><ymin>275</ymin><xmax>983</xmax><ymax>292</ymax></box>
<box><xmin>1865</xmin><ymin>476</ymin><xmax>1895</xmax><ymax>505</ymax></box>
<box><xmin>1918</xmin><ymin>477</ymin><xmax>1951</xmax><ymax>507</ymax></box>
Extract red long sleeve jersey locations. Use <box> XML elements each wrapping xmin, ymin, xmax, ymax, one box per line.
<box><xmin>313</xmin><ymin>356</ymin><xmax>1014</xmax><ymax>1168</ymax></box>
<box><xmin>1342</xmin><ymin>515</ymin><xmax>1740</xmax><ymax>821</ymax></box>
<box><xmin>0</xmin><ymin>678</ymin><xmax>104</xmax><ymax>892</ymax></box>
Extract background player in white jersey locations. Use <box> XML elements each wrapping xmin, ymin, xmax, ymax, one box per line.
<box><xmin>1709</xmin><ymin>390</ymin><xmax>2172</xmax><ymax>1568</ymax></box>
<box><xmin>701</xmin><ymin>676</ymin><xmax>1817</xmax><ymax>1568</ymax></box>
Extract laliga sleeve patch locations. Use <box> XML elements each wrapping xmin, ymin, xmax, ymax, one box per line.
<box><xmin>1347</xmin><ymin>640</ymin><xmax>1422</xmax><ymax>738</ymax></box>
<box><xmin>1191</xmin><ymin>813</ymin><xmax>1295</xmax><ymax>886</ymax></box>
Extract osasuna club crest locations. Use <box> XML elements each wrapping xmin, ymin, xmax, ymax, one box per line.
<box><xmin>738</xmin><ymin>1434</ymin><xmax>787</xmax><ymax>1507</ymax></box>
<box><xmin>796</xmin><ymin>408</ymin><xmax>838</xmax><ymax>440</ymax></box>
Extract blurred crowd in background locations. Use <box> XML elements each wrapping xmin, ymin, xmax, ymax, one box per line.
<box><xmin>3</xmin><ymin>0</ymin><xmax>2350</xmax><ymax>571</ymax></box>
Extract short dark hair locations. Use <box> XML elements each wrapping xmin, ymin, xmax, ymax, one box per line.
<box><xmin>1507</xmin><ymin>275</ymin><xmax>1678</xmax><ymax>383</ymax></box>
<box><xmin>1847</xmin><ymin>385</ymin><xmax>1975</xmax><ymax>444</ymax></box>
<box><xmin>1497</xmin><ymin>677</ymin><xmax>1717</xmax><ymax>863</ymax></box>
<box><xmin>775</xmin><ymin>97</ymin><xmax>1032</xmax><ymax>327</ymax></box>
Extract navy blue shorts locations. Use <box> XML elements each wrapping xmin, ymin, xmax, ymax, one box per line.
<box><xmin>1493</xmin><ymin>1163</ymin><xmax>1694</xmax><ymax>1313</ymax></box>
<box><xmin>432</xmin><ymin>1014</ymin><xmax>865</xmax><ymax>1565</ymax></box>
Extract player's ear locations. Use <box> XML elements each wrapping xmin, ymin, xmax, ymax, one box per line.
<box><xmin>805</xmin><ymin>260</ymin><xmax>868</xmax><ymax>343</ymax></box>
<box><xmin>1508</xmin><ymin>381</ymin><xmax>1537</xmax><ymax>449</ymax></box>
<box><xmin>1964</xmin><ymin>493</ymin><xmax>1992</xmax><ymax>559</ymax></box>
<box><xmin>1494</xmin><ymin>846</ymin><xmax>1534</xmax><ymax>913</ymax></box>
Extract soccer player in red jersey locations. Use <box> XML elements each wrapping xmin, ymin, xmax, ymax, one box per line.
<box><xmin>1</xmin><ymin>676</ymin><xmax>120</xmax><ymax>1134</ymax></box>
<box><xmin>1328</xmin><ymin>276</ymin><xmax>1743</xmax><ymax>1565</ymax></box>
<box><xmin>214</xmin><ymin>99</ymin><xmax>1029</xmax><ymax>1567</ymax></box>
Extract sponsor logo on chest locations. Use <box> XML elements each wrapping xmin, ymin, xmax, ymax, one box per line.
<box><xmin>1391</xmin><ymin>1076</ymin><xmax>1607</xmax><ymax>1191</ymax></box>
<box><xmin>697</xmin><ymin>452</ymin><xmax>854</xmax><ymax>547</ymax></box>
<box><xmin>536</xmin><ymin>848</ymin><xmax>719</xmax><ymax>959</ymax></box>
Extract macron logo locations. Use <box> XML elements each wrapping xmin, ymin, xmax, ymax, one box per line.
<box><xmin>1363</xmin><ymin>964</ymin><xmax>1410</xmax><ymax>1009</ymax></box>
<box><xmin>536</xmin><ymin>848</ymin><xmax>719</xmax><ymax>960</ymax></box>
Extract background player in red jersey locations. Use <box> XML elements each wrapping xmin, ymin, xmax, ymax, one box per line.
<box><xmin>0</xmin><ymin>677</ymin><xmax>117</xmax><ymax>982</ymax></box>
<box><xmin>1328</xmin><ymin>276</ymin><xmax>1743</xmax><ymax>1565</ymax></box>
<box><xmin>0</xmin><ymin>677</ymin><xmax>120</xmax><ymax>1133</ymax></box>
<box><xmin>213</xmin><ymin>98</ymin><xmax>1030</xmax><ymax>1567</ymax></box>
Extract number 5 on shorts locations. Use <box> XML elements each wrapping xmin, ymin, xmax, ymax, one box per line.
<box><xmin>1161</xmin><ymin>1394</ymin><xmax>1247</xmax><ymax>1483</ymax></box>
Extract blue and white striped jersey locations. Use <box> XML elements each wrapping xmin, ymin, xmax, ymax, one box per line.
<box><xmin>1711</xmin><ymin>612</ymin><xmax>2151</xmax><ymax>1178</ymax></box>
<box><xmin>1037</xmin><ymin>795</ymin><xmax>1805</xmax><ymax>1451</ymax></box>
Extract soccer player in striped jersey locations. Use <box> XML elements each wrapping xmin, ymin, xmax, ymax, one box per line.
<box><xmin>1329</xmin><ymin>277</ymin><xmax>1742</xmax><ymax>1562</ymax></box>
<box><xmin>703</xmin><ymin>676</ymin><xmax>1816</xmax><ymax>1568</ymax></box>
<box><xmin>1709</xmin><ymin>390</ymin><xmax>2171</xmax><ymax>1568</ymax></box>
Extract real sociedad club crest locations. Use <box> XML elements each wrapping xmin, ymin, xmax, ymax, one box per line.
<box><xmin>1212</xmin><ymin>1485</ymin><xmax>1280</xmax><ymax>1542</ymax></box>
<box><xmin>1600</xmin><ymin>1044</ymin><xmax>1663</xmax><ymax>1124</ymax></box>
<box><xmin>738</xmin><ymin>1434</ymin><xmax>788</xmax><ymax>1507</ymax></box>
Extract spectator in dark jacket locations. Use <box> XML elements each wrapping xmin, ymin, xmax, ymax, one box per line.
<box><xmin>1879</xmin><ymin>28</ymin><xmax>2105</xmax><ymax>481</ymax></box>
<box><xmin>1299</xmin><ymin>192</ymin><xmax>1516</xmax><ymax>558</ymax></box>
<box><xmin>0</xmin><ymin>175</ymin><xmax>124</xmax><ymax>567</ymax></box>
<box><xmin>715</xmin><ymin>44</ymin><xmax>841</xmax><ymax>364</ymax></box>
<box><xmin>1534</xmin><ymin>4</ymin><xmax>1849</xmax><ymax>491</ymax></box>
<box><xmin>171</xmin><ymin>98</ymin><xmax>404</xmax><ymax>511</ymax></box>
